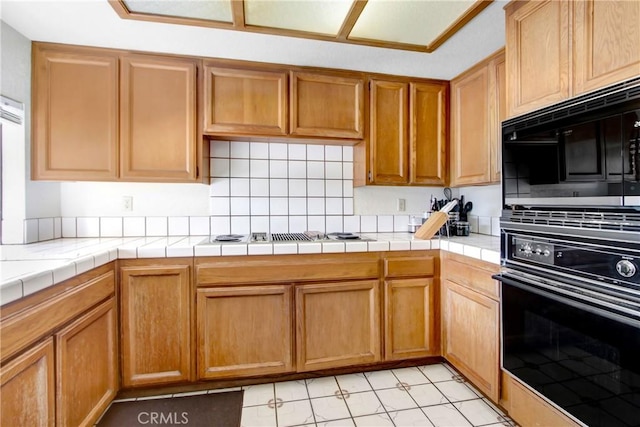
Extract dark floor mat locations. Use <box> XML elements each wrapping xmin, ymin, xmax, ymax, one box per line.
<box><xmin>97</xmin><ymin>390</ymin><xmax>244</xmax><ymax>427</ymax></box>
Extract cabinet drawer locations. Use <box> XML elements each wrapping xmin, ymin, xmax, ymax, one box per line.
<box><xmin>196</xmin><ymin>253</ymin><xmax>379</xmax><ymax>285</ymax></box>
<box><xmin>1</xmin><ymin>269</ymin><xmax>115</xmax><ymax>363</ymax></box>
<box><xmin>442</xmin><ymin>255</ymin><xmax>499</xmax><ymax>300</ymax></box>
<box><xmin>384</xmin><ymin>256</ymin><xmax>434</xmax><ymax>278</ymax></box>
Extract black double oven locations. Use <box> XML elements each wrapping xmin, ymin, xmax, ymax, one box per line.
<box><xmin>495</xmin><ymin>77</ymin><xmax>640</xmax><ymax>427</ymax></box>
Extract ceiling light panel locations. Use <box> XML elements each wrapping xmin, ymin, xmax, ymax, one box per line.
<box><xmin>245</xmin><ymin>0</ymin><xmax>354</xmax><ymax>36</ymax></box>
<box><xmin>123</xmin><ymin>0</ymin><xmax>233</xmax><ymax>23</ymax></box>
<box><xmin>349</xmin><ymin>0</ymin><xmax>476</xmax><ymax>45</ymax></box>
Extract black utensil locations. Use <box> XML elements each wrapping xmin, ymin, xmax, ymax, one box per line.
<box><xmin>463</xmin><ymin>202</ymin><xmax>473</xmax><ymax>213</ymax></box>
<box><xmin>443</xmin><ymin>187</ymin><xmax>452</xmax><ymax>201</ymax></box>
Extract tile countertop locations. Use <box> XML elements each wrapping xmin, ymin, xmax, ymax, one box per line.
<box><xmin>0</xmin><ymin>233</ymin><xmax>500</xmax><ymax>306</ymax></box>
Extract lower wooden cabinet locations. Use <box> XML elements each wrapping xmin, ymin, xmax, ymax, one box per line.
<box><xmin>197</xmin><ymin>285</ymin><xmax>294</xmax><ymax>379</ymax></box>
<box><xmin>384</xmin><ymin>278</ymin><xmax>438</xmax><ymax>360</ymax></box>
<box><xmin>0</xmin><ymin>338</ymin><xmax>55</xmax><ymax>427</ymax></box>
<box><xmin>295</xmin><ymin>280</ymin><xmax>381</xmax><ymax>371</ymax></box>
<box><xmin>56</xmin><ymin>298</ymin><xmax>117</xmax><ymax>426</ymax></box>
<box><xmin>442</xmin><ymin>279</ymin><xmax>499</xmax><ymax>401</ymax></box>
<box><xmin>120</xmin><ymin>262</ymin><xmax>192</xmax><ymax>387</ymax></box>
<box><xmin>501</xmin><ymin>371</ymin><xmax>579</xmax><ymax>427</ymax></box>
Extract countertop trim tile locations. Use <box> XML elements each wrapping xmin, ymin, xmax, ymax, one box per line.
<box><xmin>1</xmin><ymin>234</ymin><xmax>500</xmax><ymax>306</ymax></box>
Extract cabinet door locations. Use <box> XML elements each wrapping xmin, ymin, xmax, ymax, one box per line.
<box><xmin>384</xmin><ymin>278</ymin><xmax>438</xmax><ymax>360</ymax></box>
<box><xmin>506</xmin><ymin>0</ymin><xmax>570</xmax><ymax>117</ymax></box>
<box><xmin>290</xmin><ymin>72</ymin><xmax>364</xmax><ymax>139</ymax></box>
<box><xmin>296</xmin><ymin>280</ymin><xmax>381</xmax><ymax>371</ymax></box>
<box><xmin>573</xmin><ymin>0</ymin><xmax>640</xmax><ymax>95</ymax></box>
<box><xmin>0</xmin><ymin>338</ymin><xmax>55</xmax><ymax>426</ymax></box>
<box><xmin>491</xmin><ymin>53</ymin><xmax>506</xmax><ymax>183</ymax></box>
<box><xmin>197</xmin><ymin>285</ymin><xmax>293</xmax><ymax>379</ymax></box>
<box><xmin>32</xmin><ymin>45</ymin><xmax>118</xmax><ymax>180</ymax></box>
<box><xmin>204</xmin><ymin>66</ymin><xmax>287</xmax><ymax>135</ymax></box>
<box><xmin>56</xmin><ymin>299</ymin><xmax>117</xmax><ymax>427</ymax></box>
<box><xmin>442</xmin><ymin>280</ymin><xmax>499</xmax><ymax>402</ymax></box>
<box><xmin>120</xmin><ymin>55</ymin><xmax>198</xmax><ymax>181</ymax></box>
<box><xmin>120</xmin><ymin>265</ymin><xmax>191</xmax><ymax>387</ymax></box>
<box><xmin>410</xmin><ymin>82</ymin><xmax>448</xmax><ymax>185</ymax></box>
<box><xmin>450</xmin><ymin>65</ymin><xmax>492</xmax><ymax>185</ymax></box>
<box><xmin>370</xmin><ymin>80</ymin><xmax>409</xmax><ymax>184</ymax></box>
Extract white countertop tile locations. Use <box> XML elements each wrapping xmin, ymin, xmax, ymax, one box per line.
<box><xmin>0</xmin><ymin>232</ymin><xmax>500</xmax><ymax>306</ymax></box>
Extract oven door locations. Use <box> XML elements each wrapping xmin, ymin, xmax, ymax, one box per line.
<box><xmin>497</xmin><ymin>272</ymin><xmax>640</xmax><ymax>427</ymax></box>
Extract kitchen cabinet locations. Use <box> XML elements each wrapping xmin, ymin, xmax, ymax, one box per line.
<box><xmin>196</xmin><ymin>253</ymin><xmax>381</xmax><ymax>374</ymax></box>
<box><xmin>441</xmin><ymin>253</ymin><xmax>500</xmax><ymax>402</ymax></box>
<box><xmin>383</xmin><ymin>255</ymin><xmax>439</xmax><ymax>360</ymax></box>
<box><xmin>450</xmin><ymin>49</ymin><xmax>504</xmax><ymax>186</ymax></box>
<box><xmin>32</xmin><ymin>44</ymin><xmax>119</xmax><ymax>181</ymax></box>
<box><xmin>55</xmin><ymin>298</ymin><xmax>117</xmax><ymax>426</ymax></box>
<box><xmin>0</xmin><ymin>338</ymin><xmax>55</xmax><ymax>427</ymax></box>
<box><xmin>364</xmin><ymin>79</ymin><xmax>448</xmax><ymax>186</ymax></box>
<box><xmin>32</xmin><ymin>42</ymin><xmax>202</xmax><ymax>182</ymax></box>
<box><xmin>120</xmin><ymin>260</ymin><xmax>192</xmax><ymax>387</ymax></box>
<box><xmin>501</xmin><ymin>371</ymin><xmax>580</xmax><ymax>427</ymax></box>
<box><xmin>296</xmin><ymin>280</ymin><xmax>381</xmax><ymax>371</ymax></box>
<box><xmin>290</xmin><ymin>71</ymin><xmax>364</xmax><ymax>139</ymax></box>
<box><xmin>410</xmin><ymin>82</ymin><xmax>448</xmax><ymax>185</ymax></box>
<box><xmin>573</xmin><ymin>0</ymin><xmax>640</xmax><ymax>95</ymax></box>
<box><xmin>0</xmin><ymin>264</ymin><xmax>116</xmax><ymax>427</ymax></box>
<box><xmin>120</xmin><ymin>54</ymin><xmax>199</xmax><ymax>181</ymax></box>
<box><xmin>505</xmin><ymin>0</ymin><xmax>570</xmax><ymax>117</ymax></box>
<box><xmin>197</xmin><ymin>285</ymin><xmax>294</xmax><ymax>379</ymax></box>
<box><xmin>203</xmin><ymin>64</ymin><xmax>288</xmax><ymax>136</ymax></box>
<box><xmin>506</xmin><ymin>0</ymin><xmax>639</xmax><ymax>118</ymax></box>
<box><xmin>369</xmin><ymin>80</ymin><xmax>409</xmax><ymax>184</ymax></box>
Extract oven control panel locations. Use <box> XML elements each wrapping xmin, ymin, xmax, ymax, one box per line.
<box><xmin>512</xmin><ymin>237</ymin><xmax>554</xmax><ymax>265</ymax></box>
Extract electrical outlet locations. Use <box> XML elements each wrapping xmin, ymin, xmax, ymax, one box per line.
<box><xmin>122</xmin><ymin>196</ymin><xmax>133</xmax><ymax>212</ymax></box>
<box><xmin>397</xmin><ymin>198</ymin><xmax>406</xmax><ymax>212</ymax></box>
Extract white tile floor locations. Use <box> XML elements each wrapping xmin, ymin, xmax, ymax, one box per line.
<box><xmin>240</xmin><ymin>363</ymin><xmax>516</xmax><ymax>427</ymax></box>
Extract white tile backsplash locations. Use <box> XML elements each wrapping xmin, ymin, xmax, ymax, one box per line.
<box><xmin>211</xmin><ymin>140</ymin><xmax>230</xmax><ymax>158</ymax></box>
<box><xmin>307</xmin><ymin>161</ymin><xmax>325</xmax><ymax>179</ymax></box>
<box><xmin>230</xmin><ymin>159</ymin><xmax>250</xmax><ymax>177</ymax></box>
<box><xmin>101</xmin><ymin>217</ymin><xmax>123</xmax><ymax>237</ymax></box>
<box><xmin>288</xmin><ymin>143</ymin><xmax>306</xmax><ymax>160</ymax></box>
<box><xmin>361</xmin><ymin>216</ymin><xmax>377</xmax><ymax>233</ymax></box>
<box><xmin>231</xmin><ymin>216</ymin><xmax>251</xmax><ymax>234</ymax></box>
<box><xmin>270</xmin><ymin>160</ymin><xmax>288</xmax><ymax>178</ymax></box>
<box><xmin>146</xmin><ymin>217</ymin><xmax>168</xmax><ymax>237</ymax></box>
<box><xmin>270</xmin><ymin>179</ymin><xmax>288</xmax><ymax>197</ymax></box>
<box><xmin>230</xmin><ymin>178</ymin><xmax>250</xmax><ymax>196</ymax></box>
<box><xmin>250</xmin><ymin>142</ymin><xmax>269</xmax><ymax>159</ymax></box>
<box><xmin>307</xmin><ymin>180</ymin><xmax>325</xmax><ymax>197</ymax></box>
<box><xmin>289</xmin><ymin>216</ymin><xmax>307</xmax><ymax>233</ymax></box>
<box><xmin>307</xmin><ymin>145</ymin><xmax>324</xmax><ymax>161</ymax></box>
<box><xmin>230</xmin><ymin>141</ymin><xmax>250</xmax><ymax>158</ymax></box>
<box><xmin>270</xmin><ymin>216</ymin><xmax>288</xmax><ymax>233</ymax></box>
<box><xmin>377</xmin><ymin>215</ymin><xmax>394</xmax><ymax>232</ymax></box>
<box><xmin>270</xmin><ymin>198</ymin><xmax>289</xmax><ymax>215</ymax></box>
<box><xmin>325</xmin><ymin>145</ymin><xmax>343</xmax><ymax>161</ymax></box>
<box><xmin>77</xmin><ymin>217</ymin><xmax>100</xmax><ymax>238</ymax></box>
<box><xmin>270</xmin><ymin>142</ymin><xmax>288</xmax><ymax>159</ymax></box>
<box><xmin>326</xmin><ymin>162</ymin><xmax>342</xmax><ymax>179</ymax></box>
<box><xmin>189</xmin><ymin>216</ymin><xmax>210</xmax><ymax>235</ymax></box>
<box><xmin>210</xmin><ymin>216</ymin><xmax>231</xmax><ymax>235</ymax></box>
<box><xmin>251</xmin><ymin>198</ymin><xmax>270</xmax><ymax>216</ymax></box>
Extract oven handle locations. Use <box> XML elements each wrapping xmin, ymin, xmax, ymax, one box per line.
<box><xmin>494</xmin><ymin>273</ymin><xmax>640</xmax><ymax>329</ymax></box>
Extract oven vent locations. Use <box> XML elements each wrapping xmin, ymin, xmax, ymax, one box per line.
<box><xmin>506</xmin><ymin>210</ymin><xmax>640</xmax><ymax>233</ymax></box>
<box><xmin>504</xmin><ymin>76</ymin><xmax>640</xmax><ymax>131</ymax></box>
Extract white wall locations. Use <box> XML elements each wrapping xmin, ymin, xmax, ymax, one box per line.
<box><xmin>59</xmin><ymin>182</ymin><xmax>210</xmax><ymax>217</ymax></box>
<box><xmin>1</xmin><ymin>21</ymin><xmax>61</xmax><ymax>219</ymax></box>
<box><xmin>455</xmin><ymin>184</ymin><xmax>502</xmax><ymax>217</ymax></box>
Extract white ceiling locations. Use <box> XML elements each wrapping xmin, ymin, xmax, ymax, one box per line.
<box><xmin>0</xmin><ymin>0</ymin><xmax>507</xmax><ymax>80</ymax></box>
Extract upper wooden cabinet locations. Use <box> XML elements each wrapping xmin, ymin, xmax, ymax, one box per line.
<box><xmin>450</xmin><ymin>50</ymin><xmax>504</xmax><ymax>186</ymax></box>
<box><xmin>506</xmin><ymin>0</ymin><xmax>640</xmax><ymax>117</ymax></box>
<box><xmin>32</xmin><ymin>44</ymin><xmax>119</xmax><ymax>181</ymax></box>
<box><xmin>290</xmin><ymin>72</ymin><xmax>364</xmax><ymax>139</ymax></box>
<box><xmin>369</xmin><ymin>80</ymin><xmax>409</xmax><ymax>184</ymax></box>
<box><xmin>573</xmin><ymin>0</ymin><xmax>640</xmax><ymax>95</ymax></box>
<box><xmin>506</xmin><ymin>0</ymin><xmax>570</xmax><ymax>117</ymax></box>
<box><xmin>120</xmin><ymin>54</ymin><xmax>198</xmax><ymax>181</ymax></box>
<box><xmin>32</xmin><ymin>43</ymin><xmax>202</xmax><ymax>183</ymax></box>
<box><xmin>203</xmin><ymin>65</ymin><xmax>288</xmax><ymax>135</ymax></box>
<box><xmin>364</xmin><ymin>79</ymin><xmax>448</xmax><ymax>186</ymax></box>
<box><xmin>410</xmin><ymin>82</ymin><xmax>448</xmax><ymax>185</ymax></box>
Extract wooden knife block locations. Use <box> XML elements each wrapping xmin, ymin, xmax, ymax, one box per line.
<box><xmin>414</xmin><ymin>212</ymin><xmax>448</xmax><ymax>240</ymax></box>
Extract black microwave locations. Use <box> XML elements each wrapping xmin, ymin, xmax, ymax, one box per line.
<box><xmin>502</xmin><ymin>77</ymin><xmax>640</xmax><ymax>211</ymax></box>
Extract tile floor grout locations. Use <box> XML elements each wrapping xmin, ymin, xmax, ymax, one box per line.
<box><xmin>239</xmin><ymin>363</ymin><xmax>514</xmax><ymax>426</ymax></box>
<box><xmin>106</xmin><ymin>363</ymin><xmax>516</xmax><ymax>427</ymax></box>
